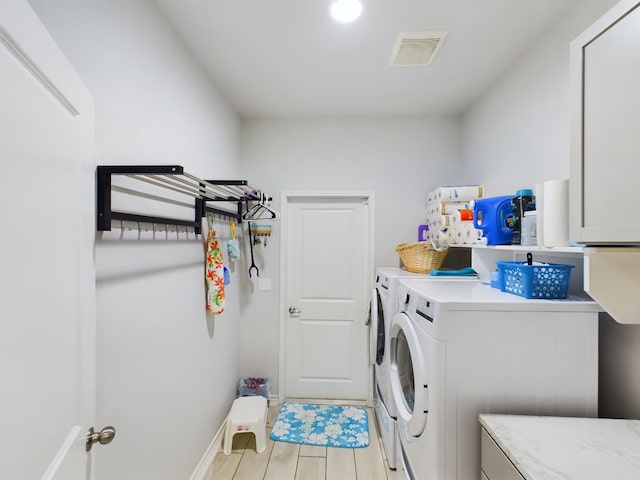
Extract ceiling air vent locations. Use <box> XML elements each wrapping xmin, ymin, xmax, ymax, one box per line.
<box><xmin>390</xmin><ymin>30</ymin><xmax>448</xmax><ymax>66</ymax></box>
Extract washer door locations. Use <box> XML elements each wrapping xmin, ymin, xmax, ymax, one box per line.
<box><xmin>370</xmin><ymin>287</ymin><xmax>386</xmax><ymax>366</ymax></box>
<box><xmin>369</xmin><ymin>289</ymin><xmax>378</xmax><ymax>365</ymax></box>
<box><xmin>390</xmin><ymin>311</ymin><xmax>428</xmax><ymax>437</ymax></box>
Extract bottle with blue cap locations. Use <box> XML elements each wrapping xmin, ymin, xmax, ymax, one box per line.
<box><xmin>511</xmin><ymin>189</ymin><xmax>535</xmax><ymax>244</ymax></box>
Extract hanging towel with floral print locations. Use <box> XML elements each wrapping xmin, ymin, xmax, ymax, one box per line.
<box><xmin>205</xmin><ymin>214</ymin><xmax>225</xmax><ymax>314</ymax></box>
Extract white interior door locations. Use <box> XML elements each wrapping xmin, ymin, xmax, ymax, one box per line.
<box><xmin>0</xmin><ymin>3</ymin><xmax>96</xmax><ymax>479</ymax></box>
<box><xmin>283</xmin><ymin>194</ymin><xmax>373</xmax><ymax>401</ymax></box>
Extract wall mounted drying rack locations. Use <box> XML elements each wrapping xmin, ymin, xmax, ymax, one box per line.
<box><xmin>97</xmin><ymin>165</ymin><xmax>264</xmax><ymax>234</ymax></box>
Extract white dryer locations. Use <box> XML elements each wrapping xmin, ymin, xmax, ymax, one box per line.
<box><xmin>390</xmin><ymin>278</ymin><xmax>600</xmax><ymax>480</ymax></box>
<box><xmin>371</xmin><ymin>268</ymin><xmax>476</xmax><ymax>471</ymax></box>
<box><xmin>371</xmin><ymin>267</ymin><xmax>427</xmax><ymax>470</ymax></box>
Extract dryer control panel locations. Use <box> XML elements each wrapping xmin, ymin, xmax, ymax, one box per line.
<box><xmin>415</xmin><ymin>297</ymin><xmax>435</xmax><ymax>323</ymax></box>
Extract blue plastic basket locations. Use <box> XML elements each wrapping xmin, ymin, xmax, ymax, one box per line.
<box><xmin>496</xmin><ymin>262</ymin><xmax>574</xmax><ymax>299</ymax></box>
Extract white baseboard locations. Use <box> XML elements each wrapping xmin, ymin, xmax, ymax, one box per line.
<box><xmin>189</xmin><ymin>418</ymin><xmax>228</xmax><ymax>480</ymax></box>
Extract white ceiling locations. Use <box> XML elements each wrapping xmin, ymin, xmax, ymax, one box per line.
<box><xmin>156</xmin><ymin>0</ymin><xmax>581</xmax><ymax>119</ymax></box>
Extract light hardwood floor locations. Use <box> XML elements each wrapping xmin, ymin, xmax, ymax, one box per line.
<box><xmin>204</xmin><ymin>404</ymin><xmax>404</xmax><ymax>480</ymax></box>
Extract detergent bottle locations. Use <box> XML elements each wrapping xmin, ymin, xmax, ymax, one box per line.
<box><xmin>510</xmin><ymin>189</ymin><xmax>536</xmax><ymax>244</ymax></box>
<box><xmin>472</xmin><ymin>195</ymin><xmax>514</xmax><ymax>245</ymax></box>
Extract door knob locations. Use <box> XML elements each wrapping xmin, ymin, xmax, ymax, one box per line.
<box><xmin>86</xmin><ymin>426</ymin><xmax>116</xmax><ymax>452</ymax></box>
<box><xmin>288</xmin><ymin>306</ymin><xmax>301</xmax><ymax>315</ymax></box>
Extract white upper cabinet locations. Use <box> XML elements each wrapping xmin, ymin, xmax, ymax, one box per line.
<box><xmin>570</xmin><ymin>0</ymin><xmax>640</xmax><ymax>324</ymax></box>
<box><xmin>570</xmin><ymin>0</ymin><xmax>640</xmax><ymax>245</ymax></box>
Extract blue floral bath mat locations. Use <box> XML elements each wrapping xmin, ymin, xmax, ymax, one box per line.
<box><xmin>270</xmin><ymin>403</ymin><xmax>370</xmax><ymax>448</ymax></box>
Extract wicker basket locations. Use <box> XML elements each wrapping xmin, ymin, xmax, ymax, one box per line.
<box><xmin>395</xmin><ymin>242</ymin><xmax>449</xmax><ymax>273</ymax></box>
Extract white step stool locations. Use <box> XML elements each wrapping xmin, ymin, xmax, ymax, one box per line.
<box><xmin>223</xmin><ymin>396</ymin><xmax>268</xmax><ymax>455</ymax></box>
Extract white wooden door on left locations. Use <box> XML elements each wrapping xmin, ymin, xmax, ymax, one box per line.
<box><xmin>0</xmin><ymin>2</ymin><xmax>96</xmax><ymax>479</ymax></box>
<box><xmin>283</xmin><ymin>194</ymin><xmax>373</xmax><ymax>401</ymax></box>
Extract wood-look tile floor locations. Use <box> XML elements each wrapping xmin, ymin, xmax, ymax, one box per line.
<box><xmin>204</xmin><ymin>404</ymin><xmax>404</xmax><ymax>480</ymax></box>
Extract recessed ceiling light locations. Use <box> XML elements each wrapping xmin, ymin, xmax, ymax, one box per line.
<box><xmin>330</xmin><ymin>0</ymin><xmax>363</xmax><ymax>23</ymax></box>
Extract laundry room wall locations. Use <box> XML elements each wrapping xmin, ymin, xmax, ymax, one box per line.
<box><xmin>460</xmin><ymin>0</ymin><xmax>618</xmax><ymax>196</ymax></box>
<box><xmin>30</xmin><ymin>1</ymin><xmax>243</xmax><ymax>479</ymax></box>
<box><xmin>460</xmin><ymin>0</ymin><xmax>640</xmax><ymax>420</ymax></box>
<box><xmin>238</xmin><ymin>116</ymin><xmax>462</xmax><ymax>397</ymax></box>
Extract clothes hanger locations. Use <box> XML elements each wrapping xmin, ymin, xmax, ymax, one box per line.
<box><xmin>243</xmin><ymin>193</ymin><xmax>275</xmax><ymax>219</ymax></box>
<box><xmin>242</xmin><ymin>192</ymin><xmax>281</xmax><ymax>221</ymax></box>
<box><xmin>244</xmin><ymin>199</ymin><xmax>260</xmax><ymax>277</ymax></box>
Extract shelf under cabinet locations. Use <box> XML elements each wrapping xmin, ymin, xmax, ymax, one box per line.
<box><xmin>450</xmin><ymin>244</ymin><xmax>584</xmax><ymax>254</ymax></box>
<box><xmin>460</xmin><ymin>244</ymin><xmax>588</xmax><ymax>297</ymax></box>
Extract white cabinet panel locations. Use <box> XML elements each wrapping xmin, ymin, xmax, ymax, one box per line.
<box><xmin>571</xmin><ymin>0</ymin><xmax>640</xmax><ymax>244</ymax></box>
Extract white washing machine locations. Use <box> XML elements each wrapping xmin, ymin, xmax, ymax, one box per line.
<box><xmin>390</xmin><ymin>278</ymin><xmax>600</xmax><ymax>480</ymax></box>
<box><xmin>371</xmin><ymin>268</ymin><xmax>476</xmax><ymax>471</ymax></box>
<box><xmin>371</xmin><ymin>267</ymin><xmax>427</xmax><ymax>470</ymax></box>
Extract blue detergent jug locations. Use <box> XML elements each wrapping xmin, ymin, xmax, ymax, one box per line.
<box><xmin>473</xmin><ymin>195</ymin><xmax>515</xmax><ymax>245</ymax></box>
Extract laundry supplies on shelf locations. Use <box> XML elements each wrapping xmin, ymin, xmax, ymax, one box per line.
<box><xmin>472</xmin><ymin>195</ymin><xmax>515</xmax><ymax>245</ymax></box>
<box><xmin>425</xmin><ymin>185</ymin><xmax>485</xmax><ymax>247</ymax></box>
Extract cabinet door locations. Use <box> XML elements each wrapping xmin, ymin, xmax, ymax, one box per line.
<box><xmin>571</xmin><ymin>0</ymin><xmax>640</xmax><ymax>244</ymax></box>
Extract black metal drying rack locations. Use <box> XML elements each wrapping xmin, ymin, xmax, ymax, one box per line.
<box><xmin>96</xmin><ymin>165</ymin><xmax>263</xmax><ymax>234</ymax></box>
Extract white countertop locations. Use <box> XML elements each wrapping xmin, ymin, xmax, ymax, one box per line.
<box><xmin>400</xmin><ymin>279</ymin><xmax>602</xmax><ymax>312</ymax></box>
<box><xmin>479</xmin><ymin>414</ymin><xmax>640</xmax><ymax>480</ymax></box>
